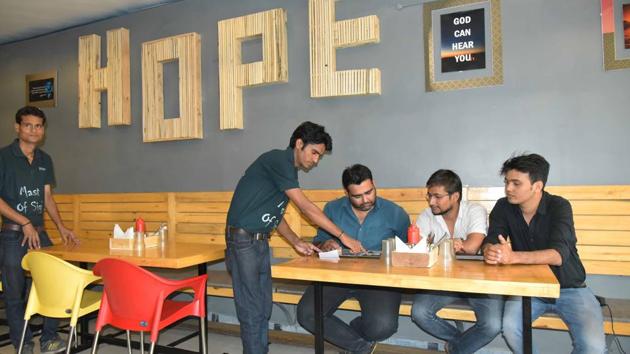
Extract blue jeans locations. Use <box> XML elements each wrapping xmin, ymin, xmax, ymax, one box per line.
<box><xmin>502</xmin><ymin>287</ymin><xmax>606</xmax><ymax>354</ymax></box>
<box><xmin>225</xmin><ymin>230</ymin><xmax>272</xmax><ymax>354</ymax></box>
<box><xmin>297</xmin><ymin>284</ymin><xmax>401</xmax><ymax>353</ymax></box>
<box><xmin>411</xmin><ymin>291</ymin><xmax>503</xmax><ymax>354</ymax></box>
<box><xmin>0</xmin><ymin>230</ymin><xmax>59</xmax><ymax>348</ymax></box>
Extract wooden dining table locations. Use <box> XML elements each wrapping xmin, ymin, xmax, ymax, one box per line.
<box><xmin>271</xmin><ymin>256</ymin><xmax>560</xmax><ymax>354</ymax></box>
<box><xmin>39</xmin><ymin>239</ymin><xmax>226</xmax><ymax>354</ymax></box>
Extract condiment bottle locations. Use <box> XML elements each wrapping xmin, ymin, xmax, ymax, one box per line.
<box><xmin>134</xmin><ymin>217</ymin><xmax>145</xmax><ymax>251</ymax></box>
<box><xmin>407</xmin><ymin>224</ymin><xmax>420</xmax><ymax>245</ymax></box>
<box><xmin>135</xmin><ymin>217</ymin><xmax>145</xmax><ymax>234</ymax></box>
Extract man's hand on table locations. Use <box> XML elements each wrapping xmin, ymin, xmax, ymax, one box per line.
<box><xmin>319</xmin><ymin>239</ymin><xmax>342</xmax><ymax>252</ymax></box>
<box><xmin>483</xmin><ymin>235</ymin><xmax>514</xmax><ymax>265</ymax></box>
<box><xmin>339</xmin><ymin>233</ymin><xmax>365</xmax><ymax>253</ymax></box>
<box><xmin>453</xmin><ymin>239</ymin><xmax>464</xmax><ymax>253</ymax></box>
<box><xmin>59</xmin><ymin>225</ymin><xmax>80</xmax><ymax>245</ymax></box>
<box><xmin>293</xmin><ymin>239</ymin><xmax>321</xmax><ymax>256</ymax></box>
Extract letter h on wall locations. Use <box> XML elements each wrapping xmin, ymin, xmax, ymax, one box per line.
<box><xmin>78</xmin><ymin>28</ymin><xmax>131</xmax><ymax>128</ymax></box>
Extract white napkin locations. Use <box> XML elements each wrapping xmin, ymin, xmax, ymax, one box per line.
<box><xmin>318</xmin><ymin>249</ymin><xmax>340</xmax><ymax>260</ymax></box>
<box><xmin>113</xmin><ymin>224</ymin><xmax>134</xmax><ymax>239</ymax></box>
<box><xmin>394</xmin><ymin>236</ymin><xmax>428</xmax><ymax>253</ymax></box>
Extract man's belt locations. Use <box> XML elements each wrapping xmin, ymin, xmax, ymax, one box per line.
<box><xmin>1</xmin><ymin>223</ymin><xmax>45</xmax><ymax>233</ymax></box>
<box><xmin>227</xmin><ymin>226</ymin><xmax>270</xmax><ymax>241</ymax></box>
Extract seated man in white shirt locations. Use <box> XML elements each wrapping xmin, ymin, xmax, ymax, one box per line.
<box><xmin>411</xmin><ymin>169</ymin><xmax>503</xmax><ymax>354</ymax></box>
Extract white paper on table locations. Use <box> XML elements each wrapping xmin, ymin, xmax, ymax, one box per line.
<box><xmin>394</xmin><ymin>236</ymin><xmax>428</xmax><ymax>253</ymax></box>
<box><xmin>318</xmin><ymin>249</ymin><xmax>340</xmax><ymax>260</ymax></box>
<box><xmin>113</xmin><ymin>224</ymin><xmax>134</xmax><ymax>239</ymax></box>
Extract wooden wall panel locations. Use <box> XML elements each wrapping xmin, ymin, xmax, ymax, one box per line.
<box><xmin>142</xmin><ymin>33</ymin><xmax>202</xmax><ymax>142</ymax></box>
<box><xmin>76</xmin><ymin>193</ymin><xmax>168</xmax><ymax>240</ymax></box>
<box><xmin>308</xmin><ymin>0</ymin><xmax>380</xmax><ymax>97</ymax></box>
<box><xmin>46</xmin><ymin>186</ymin><xmax>630</xmax><ymax>274</ymax></box>
<box><xmin>78</xmin><ymin>28</ymin><xmax>131</xmax><ymax>128</ymax></box>
<box><xmin>172</xmin><ymin>192</ymin><xmax>233</xmax><ymax>245</ymax></box>
<box><xmin>218</xmin><ymin>8</ymin><xmax>288</xmax><ymax>130</ymax></box>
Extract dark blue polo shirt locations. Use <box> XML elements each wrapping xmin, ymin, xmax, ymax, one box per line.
<box><xmin>313</xmin><ymin>196</ymin><xmax>410</xmax><ymax>251</ymax></box>
<box><xmin>0</xmin><ymin>139</ymin><xmax>55</xmax><ymax>227</ymax></box>
<box><xmin>227</xmin><ymin>148</ymin><xmax>299</xmax><ymax>233</ymax></box>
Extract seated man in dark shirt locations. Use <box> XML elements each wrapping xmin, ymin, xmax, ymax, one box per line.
<box><xmin>482</xmin><ymin>153</ymin><xmax>605</xmax><ymax>354</ymax></box>
<box><xmin>297</xmin><ymin>164</ymin><xmax>410</xmax><ymax>354</ymax></box>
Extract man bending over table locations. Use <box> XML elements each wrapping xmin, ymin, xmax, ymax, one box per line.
<box><xmin>225</xmin><ymin>122</ymin><xmax>365</xmax><ymax>354</ymax></box>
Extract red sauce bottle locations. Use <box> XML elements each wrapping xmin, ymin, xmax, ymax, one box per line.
<box><xmin>407</xmin><ymin>224</ymin><xmax>420</xmax><ymax>245</ymax></box>
<box><xmin>135</xmin><ymin>217</ymin><xmax>145</xmax><ymax>233</ymax></box>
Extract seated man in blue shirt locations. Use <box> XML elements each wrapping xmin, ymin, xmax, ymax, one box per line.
<box><xmin>297</xmin><ymin>164</ymin><xmax>410</xmax><ymax>354</ymax></box>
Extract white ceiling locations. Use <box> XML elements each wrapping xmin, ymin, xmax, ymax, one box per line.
<box><xmin>0</xmin><ymin>0</ymin><xmax>181</xmax><ymax>45</ymax></box>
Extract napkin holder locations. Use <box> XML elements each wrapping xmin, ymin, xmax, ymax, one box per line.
<box><xmin>108</xmin><ymin>224</ymin><xmax>160</xmax><ymax>250</ymax></box>
<box><xmin>109</xmin><ymin>224</ymin><xmax>135</xmax><ymax>250</ymax></box>
<box><xmin>392</xmin><ymin>246</ymin><xmax>438</xmax><ymax>267</ymax></box>
<box><xmin>109</xmin><ymin>235</ymin><xmax>160</xmax><ymax>250</ymax></box>
<box><xmin>109</xmin><ymin>238</ymin><xmax>135</xmax><ymax>250</ymax></box>
<box><xmin>143</xmin><ymin>234</ymin><xmax>160</xmax><ymax>248</ymax></box>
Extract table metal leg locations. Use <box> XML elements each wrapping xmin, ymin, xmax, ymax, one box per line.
<box><xmin>523</xmin><ymin>296</ymin><xmax>532</xmax><ymax>354</ymax></box>
<box><xmin>314</xmin><ymin>282</ymin><xmax>324</xmax><ymax>354</ymax></box>
<box><xmin>198</xmin><ymin>263</ymin><xmax>208</xmax><ymax>354</ymax></box>
<box><xmin>78</xmin><ymin>262</ymin><xmax>92</xmax><ymax>350</ymax></box>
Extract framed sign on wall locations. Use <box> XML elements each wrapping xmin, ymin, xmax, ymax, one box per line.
<box><xmin>601</xmin><ymin>0</ymin><xmax>630</xmax><ymax>70</ymax></box>
<box><xmin>25</xmin><ymin>70</ymin><xmax>57</xmax><ymax>107</ymax></box>
<box><xmin>423</xmin><ymin>0</ymin><xmax>503</xmax><ymax>92</ymax></box>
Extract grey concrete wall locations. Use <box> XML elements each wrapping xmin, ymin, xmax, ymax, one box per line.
<box><xmin>1</xmin><ymin>0</ymin><xmax>629</xmax><ymax>352</ymax></box>
<box><xmin>1</xmin><ymin>0</ymin><xmax>629</xmax><ymax>194</ymax></box>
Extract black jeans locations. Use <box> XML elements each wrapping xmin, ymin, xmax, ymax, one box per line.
<box><xmin>297</xmin><ymin>284</ymin><xmax>401</xmax><ymax>352</ymax></box>
<box><xmin>0</xmin><ymin>230</ymin><xmax>59</xmax><ymax>348</ymax></box>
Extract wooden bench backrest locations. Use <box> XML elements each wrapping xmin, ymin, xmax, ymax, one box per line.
<box><xmin>467</xmin><ymin>185</ymin><xmax>630</xmax><ymax>276</ymax></box>
<box><xmin>47</xmin><ymin>185</ymin><xmax>630</xmax><ymax>276</ymax></box>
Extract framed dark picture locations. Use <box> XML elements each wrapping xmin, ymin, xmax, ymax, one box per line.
<box><xmin>601</xmin><ymin>0</ymin><xmax>630</xmax><ymax>70</ymax></box>
<box><xmin>424</xmin><ymin>0</ymin><xmax>503</xmax><ymax>92</ymax></box>
<box><xmin>625</xmin><ymin>4</ymin><xmax>630</xmax><ymax>48</ymax></box>
<box><xmin>25</xmin><ymin>70</ymin><xmax>57</xmax><ymax>107</ymax></box>
<box><xmin>440</xmin><ymin>8</ymin><xmax>486</xmax><ymax>73</ymax></box>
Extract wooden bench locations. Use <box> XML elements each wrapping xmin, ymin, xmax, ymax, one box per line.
<box><xmin>46</xmin><ymin>186</ymin><xmax>630</xmax><ymax>336</ymax></box>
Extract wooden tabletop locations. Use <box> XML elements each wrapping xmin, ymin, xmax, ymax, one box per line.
<box><xmin>271</xmin><ymin>257</ymin><xmax>560</xmax><ymax>298</ymax></box>
<box><xmin>39</xmin><ymin>240</ymin><xmax>225</xmax><ymax>269</ymax></box>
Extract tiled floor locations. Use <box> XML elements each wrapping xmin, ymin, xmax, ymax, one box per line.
<box><xmin>0</xmin><ymin>324</ymin><xmax>323</xmax><ymax>354</ymax></box>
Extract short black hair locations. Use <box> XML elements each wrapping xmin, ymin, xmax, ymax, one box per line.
<box><xmin>500</xmin><ymin>153</ymin><xmax>550</xmax><ymax>187</ymax></box>
<box><xmin>342</xmin><ymin>164</ymin><xmax>372</xmax><ymax>190</ymax></box>
<box><xmin>289</xmin><ymin>121</ymin><xmax>332</xmax><ymax>152</ymax></box>
<box><xmin>426</xmin><ymin>169</ymin><xmax>462</xmax><ymax>202</ymax></box>
<box><xmin>15</xmin><ymin>106</ymin><xmax>46</xmax><ymax>125</ymax></box>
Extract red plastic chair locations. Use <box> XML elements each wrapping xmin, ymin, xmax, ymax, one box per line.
<box><xmin>90</xmin><ymin>258</ymin><xmax>207</xmax><ymax>354</ymax></box>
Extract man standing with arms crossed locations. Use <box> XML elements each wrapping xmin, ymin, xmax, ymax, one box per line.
<box><xmin>483</xmin><ymin>153</ymin><xmax>605</xmax><ymax>354</ymax></box>
<box><xmin>0</xmin><ymin>106</ymin><xmax>79</xmax><ymax>354</ymax></box>
<box><xmin>225</xmin><ymin>122</ymin><xmax>365</xmax><ymax>354</ymax></box>
<box><xmin>411</xmin><ymin>169</ymin><xmax>503</xmax><ymax>354</ymax></box>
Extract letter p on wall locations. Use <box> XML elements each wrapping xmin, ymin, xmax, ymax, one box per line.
<box><xmin>218</xmin><ymin>8</ymin><xmax>288</xmax><ymax>130</ymax></box>
<box><xmin>78</xmin><ymin>28</ymin><xmax>131</xmax><ymax>128</ymax></box>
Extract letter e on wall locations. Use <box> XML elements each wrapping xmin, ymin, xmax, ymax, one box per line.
<box><xmin>309</xmin><ymin>0</ymin><xmax>381</xmax><ymax>97</ymax></box>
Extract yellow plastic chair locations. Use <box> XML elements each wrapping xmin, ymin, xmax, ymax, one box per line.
<box><xmin>18</xmin><ymin>252</ymin><xmax>102</xmax><ymax>354</ymax></box>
